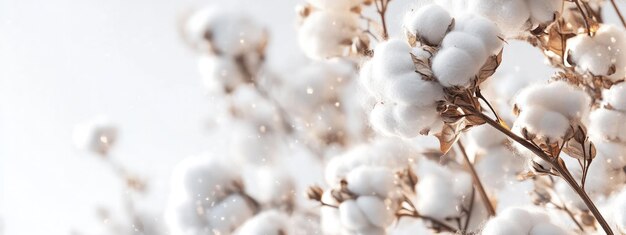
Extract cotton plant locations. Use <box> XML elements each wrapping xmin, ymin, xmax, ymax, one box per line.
<box><xmin>301</xmin><ymin>0</ymin><xmax>626</xmax><ymax>234</ymax></box>
<box><xmin>157</xmin><ymin>0</ymin><xmax>626</xmax><ymax>234</ymax></box>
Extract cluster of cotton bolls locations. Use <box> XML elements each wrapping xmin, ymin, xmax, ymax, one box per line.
<box><xmin>360</xmin><ymin>39</ymin><xmax>445</xmax><ymax>138</ymax></box>
<box><xmin>359</xmin><ymin>4</ymin><xmax>504</xmax><ymax>138</ymax></box>
<box><xmin>512</xmin><ymin>80</ymin><xmax>591</xmax><ymax>146</ymax></box>
<box><xmin>182</xmin><ymin>6</ymin><xmax>267</xmax><ymax>93</ymax></box>
<box><xmin>436</xmin><ymin>0</ymin><xmax>561</xmax><ymax>37</ymax></box>
<box><xmin>566</xmin><ymin>25</ymin><xmax>626</xmax><ymax>81</ymax></box>
<box><xmin>320</xmin><ymin>138</ymin><xmax>418</xmax><ymax>234</ymax></box>
<box><xmin>297</xmin><ymin>0</ymin><xmax>366</xmax><ymax>59</ymax></box>
<box><xmin>482</xmin><ymin>207</ymin><xmax>570</xmax><ymax>235</ymax></box>
<box><xmin>165</xmin><ymin>157</ymin><xmax>256</xmax><ymax>235</ymax></box>
<box><xmin>73</xmin><ymin>116</ymin><xmax>118</xmax><ymax>155</ymax></box>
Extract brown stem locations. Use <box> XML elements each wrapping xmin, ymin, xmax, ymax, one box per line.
<box><xmin>574</xmin><ymin>0</ymin><xmax>592</xmax><ymax>36</ymax></box>
<box><xmin>609</xmin><ymin>0</ymin><xmax>626</xmax><ymax>28</ymax></box>
<box><xmin>476</xmin><ymin>112</ymin><xmax>614</xmax><ymax>235</ymax></box>
<box><xmin>457</xmin><ymin>140</ymin><xmax>496</xmax><ymax>217</ymax></box>
<box><xmin>375</xmin><ymin>0</ymin><xmax>389</xmax><ymax>40</ymax></box>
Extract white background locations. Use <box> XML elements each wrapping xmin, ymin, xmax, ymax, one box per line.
<box><xmin>0</xmin><ymin>0</ymin><xmax>623</xmax><ymax>234</ymax></box>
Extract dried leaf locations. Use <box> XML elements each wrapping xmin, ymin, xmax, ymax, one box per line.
<box><xmin>411</xmin><ymin>53</ymin><xmax>434</xmax><ymax>79</ymax></box>
<box><xmin>477</xmin><ymin>50</ymin><xmax>503</xmax><ymax>83</ymax></box>
<box><xmin>406</xmin><ymin>31</ymin><xmax>417</xmax><ymax>47</ymax></box>
<box><xmin>435</xmin><ymin>124</ymin><xmax>461</xmax><ymax>154</ymax></box>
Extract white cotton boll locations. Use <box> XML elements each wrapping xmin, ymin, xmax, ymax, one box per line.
<box><xmin>356</xmin><ymin>196</ymin><xmax>395</xmax><ymax>228</ymax></box>
<box><xmin>372</xmin><ymin>39</ymin><xmax>416</xmax><ymax>79</ymax></box>
<box><xmin>605</xmin><ymin>83</ymin><xmax>626</xmax><ymax>111</ymax></box>
<box><xmin>346</xmin><ymin>166</ymin><xmax>394</xmax><ymax>197</ymax></box>
<box><xmin>566</xmin><ymin>35</ymin><xmax>595</xmax><ymax>63</ymax></box>
<box><xmin>470</xmin><ymin>0</ymin><xmax>530</xmax><ymax>37</ymax></box>
<box><xmin>498</xmin><ymin>207</ymin><xmax>534</xmax><ymax>232</ymax></box>
<box><xmin>482</xmin><ymin>217</ymin><xmax>526</xmax><ymax>235</ymax></box>
<box><xmin>527</xmin><ymin>0</ymin><xmax>561</xmax><ymax>25</ymax></box>
<box><xmin>198</xmin><ymin>55</ymin><xmax>245</xmax><ymax>93</ymax></box>
<box><xmin>207</xmin><ymin>194</ymin><xmax>255</xmax><ymax>234</ymax></box>
<box><xmin>307</xmin><ymin>0</ymin><xmax>364</xmax><ymax>11</ymax></box>
<box><xmin>73</xmin><ymin>116</ymin><xmax>118</xmax><ymax>154</ymax></box>
<box><xmin>184</xmin><ymin>7</ymin><xmax>265</xmax><ymax>55</ymax></box>
<box><xmin>385</xmin><ymin>74</ymin><xmax>444</xmax><ymax>106</ymax></box>
<box><xmin>515</xmin><ymin>81</ymin><xmax>591</xmax><ymax>119</ymax></box>
<box><xmin>169</xmin><ymin>157</ymin><xmax>238</xmax><ymax>205</ymax></box>
<box><xmin>467</xmin><ymin>124</ymin><xmax>507</xmax><ymax>149</ymax></box>
<box><xmin>339</xmin><ymin>200</ymin><xmax>372</xmax><ymax>231</ymax></box>
<box><xmin>529</xmin><ymin>222</ymin><xmax>569</xmax><ymax>235</ymax></box>
<box><xmin>513</xmin><ymin>106</ymin><xmax>570</xmax><ymax>141</ymax></box>
<box><xmin>455</xmin><ymin>14</ymin><xmax>504</xmax><ymax>55</ymax></box>
<box><xmin>416</xmin><ymin>175</ymin><xmax>459</xmax><ymax>220</ymax></box>
<box><xmin>404</xmin><ymin>4</ymin><xmax>453</xmax><ymax>45</ymax></box>
<box><xmin>165</xmin><ymin>198</ymin><xmax>209</xmax><ymax>235</ymax></box>
<box><xmin>298</xmin><ymin>10</ymin><xmax>359</xmax><ymax>60</ymax></box>
<box><xmin>577</xmin><ymin>45</ymin><xmax>613</xmax><ymax>76</ymax></box>
<box><xmin>394</xmin><ymin>103</ymin><xmax>441</xmax><ymax>136</ymax></box>
<box><xmin>236</xmin><ymin>210</ymin><xmax>289</xmax><ymax>235</ymax></box>
<box><xmin>369</xmin><ymin>103</ymin><xmax>399</xmax><ymax>136</ymax></box>
<box><xmin>243</xmin><ymin>166</ymin><xmax>294</xmax><ymax>205</ymax></box>
<box><xmin>589</xmin><ymin>109</ymin><xmax>626</xmax><ymax>142</ymax></box>
<box><xmin>441</xmin><ymin>31</ymin><xmax>488</xmax><ymax>67</ymax></box>
<box><xmin>432</xmin><ymin>47</ymin><xmax>477</xmax><ymax>87</ymax></box>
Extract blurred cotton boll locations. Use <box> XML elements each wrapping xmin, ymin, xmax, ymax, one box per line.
<box><xmin>72</xmin><ymin>116</ymin><xmax>118</xmax><ymax>155</ymax></box>
<box><xmin>298</xmin><ymin>10</ymin><xmax>360</xmax><ymax>60</ymax></box>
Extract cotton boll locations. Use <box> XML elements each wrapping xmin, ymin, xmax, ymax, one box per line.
<box><xmin>513</xmin><ymin>106</ymin><xmax>570</xmax><ymax>142</ymax></box>
<box><xmin>604</xmin><ymin>83</ymin><xmax>626</xmax><ymax>112</ymax></box>
<box><xmin>243</xmin><ymin>166</ymin><xmax>294</xmax><ymax>205</ymax></box>
<box><xmin>339</xmin><ymin>200</ymin><xmax>372</xmax><ymax>231</ymax></box>
<box><xmin>529</xmin><ymin>222</ymin><xmax>569</xmax><ymax>235</ymax></box>
<box><xmin>589</xmin><ymin>109</ymin><xmax>626</xmax><ymax>142</ymax></box>
<box><xmin>482</xmin><ymin>217</ymin><xmax>526</xmax><ymax>235</ymax></box>
<box><xmin>441</xmin><ymin>31</ymin><xmax>488</xmax><ymax>67</ymax></box>
<box><xmin>566</xmin><ymin>35</ymin><xmax>596</xmax><ymax>63</ymax></box>
<box><xmin>198</xmin><ymin>55</ymin><xmax>246</xmax><ymax>93</ymax></box>
<box><xmin>498</xmin><ymin>207</ymin><xmax>534</xmax><ymax>232</ymax></box>
<box><xmin>184</xmin><ymin>7</ymin><xmax>265</xmax><ymax>55</ymax></box>
<box><xmin>236</xmin><ymin>210</ymin><xmax>290</xmax><ymax>235</ymax></box>
<box><xmin>455</xmin><ymin>14</ymin><xmax>504</xmax><ymax>54</ymax></box>
<box><xmin>371</xmin><ymin>39</ymin><xmax>416</xmax><ymax>79</ymax></box>
<box><xmin>356</xmin><ymin>196</ymin><xmax>395</xmax><ymax>228</ymax></box>
<box><xmin>298</xmin><ymin>11</ymin><xmax>359</xmax><ymax>59</ymax></box>
<box><xmin>432</xmin><ymin>47</ymin><xmax>477</xmax><ymax>87</ymax></box>
<box><xmin>470</xmin><ymin>0</ymin><xmax>530</xmax><ymax>37</ymax></box>
<box><xmin>527</xmin><ymin>0</ymin><xmax>561</xmax><ymax>25</ymax></box>
<box><xmin>207</xmin><ymin>194</ymin><xmax>255</xmax><ymax>234</ymax></box>
<box><xmin>165</xmin><ymin>198</ymin><xmax>209</xmax><ymax>235</ymax></box>
<box><xmin>385</xmin><ymin>74</ymin><xmax>444</xmax><ymax>106</ymax></box>
<box><xmin>404</xmin><ymin>4</ymin><xmax>453</xmax><ymax>45</ymax></box>
<box><xmin>416</xmin><ymin>175</ymin><xmax>459</xmax><ymax>220</ymax></box>
<box><xmin>346</xmin><ymin>166</ymin><xmax>394</xmax><ymax>197</ymax></box>
<box><xmin>369</xmin><ymin>103</ymin><xmax>399</xmax><ymax>136</ymax></box>
<box><xmin>577</xmin><ymin>45</ymin><xmax>613</xmax><ymax>76</ymax></box>
<box><xmin>515</xmin><ymin>81</ymin><xmax>591</xmax><ymax>119</ymax></box>
<box><xmin>169</xmin><ymin>157</ymin><xmax>239</xmax><ymax>205</ymax></box>
<box><xmin>73</xmin><ymin>116</ymin><xmax>118</xmax><ymax>155</ymax></box>
<box><xmin>393</xmin><ymin>103</ymin><xmax>441</xmax><ymax>136</ymax></box>
<box><xmin>467</xmin><ymin>124</ymin><xmax>507</xmax><ymax>150</ymax></box>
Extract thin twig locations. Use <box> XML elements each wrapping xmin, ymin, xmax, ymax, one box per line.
<box><xmin>475</xmin><ymin>111</ymin><xmax>614</xmax><ymax>235</ymax></box>
<box><xmin>574</xmin><ymin>0</ymin><xmax>592</xmax><ymax>36</ymax></box>
<box><xmin>457</xmin><ymin>140</ymin><xmax>496</xmax><ymax>217</ymax></box>
<box><xmin>463</xmin><ymin>187</ymin><xmax>476</xmax><ymax>232</ymax></box>
<box><xmin>375</xmin><ymin>0</ymin><xmax>390</xmax><ymax>40</ymax></box>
